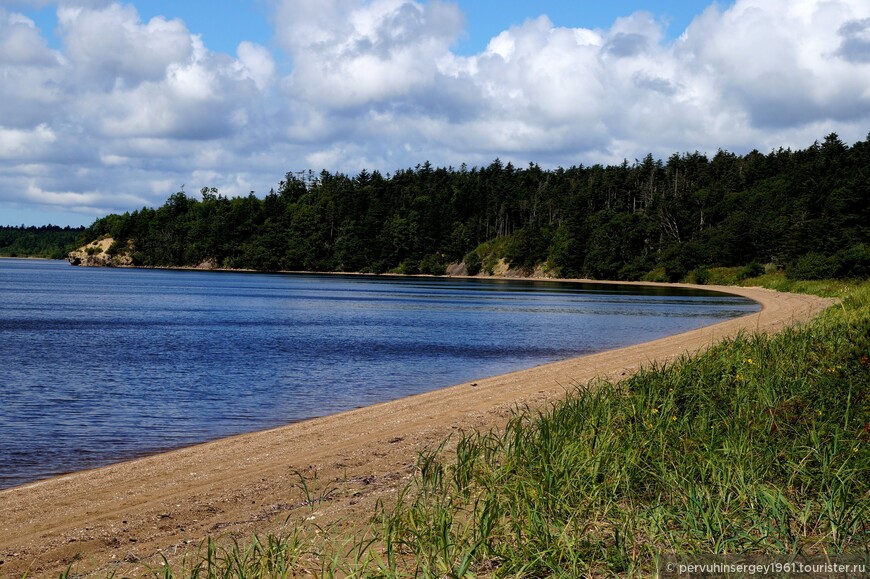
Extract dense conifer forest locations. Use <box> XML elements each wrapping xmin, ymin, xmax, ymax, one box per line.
<box><xmin>75</xmin><ymin>132</ymin><xmax>870</xmax><ymax>281</ymax></box>
<box><xmin>0</xmin><ymin>226</ymin><xmax>85</xmax><ymax>259</ymax></box>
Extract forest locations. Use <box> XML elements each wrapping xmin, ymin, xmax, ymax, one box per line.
<box><xmin>0</xmin><ymin>225</ymin><xmax>85</xmax><ymax>259</ymax></box>
<box><xmin>75</xmin><ymin>132</ymin><xmax>869</xmax><ymax>281</ymax></box>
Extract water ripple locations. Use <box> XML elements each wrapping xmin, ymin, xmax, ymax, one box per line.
<box><xmin>0</xmin><ymin>259</ymin><xmax>758</xmax><ymax>489</ymax></box>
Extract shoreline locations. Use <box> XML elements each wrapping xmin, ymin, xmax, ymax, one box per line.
<box><xmin>0</xmin><ymin>283</ymin><xmax>836</xmax><ymax>577</ymax></box>
<box><xmin>19</xmin><ymin>255</ymin><xmax>750</xmax><ymax>295</ymax></box>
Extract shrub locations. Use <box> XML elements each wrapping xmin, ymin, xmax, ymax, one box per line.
<box><xmin>831</xmin><ymin>244</ymin><xmax>870</xmax><ymax>278</ymax></box>
<box><xmin>619</xmin><ymin>256</ymin><xmax>654</xmax><ymax>281</ymax></box>
<box><xmin>787</xmin><ymin>253</ymin><xmax>835</xmax><ymax>280</ymax></box>
<box><xmin>464</xmin><ymin>251</ymin><xmax>482</xmax><ymax>276</ymax></box>
<box><xmin>685</xmin><ymin>266</ymin><xmax>711</xmax><ymax>285</ymax></box>
<box><xmin>397</xmin><ymin>259</ymin><xmax>419</xmax><ymax>275</ymax></box>
<box><xmin>419</xmin><ymin>254</ymin><xmax>446</xmax><ymax>276</ymax></box>
<box><xmin>739</xmin><ymin>260</ymin><xmax>765</xmax><ymax>280</ymax></box>
<box><xmin>106</xmin><ymin>239</ymin><xmax>126</xmax><ymax>257</ymax></box>
<box><xmin>641</xmin><ymin>267</ymin><xmax>669</xmax><ymax>283</ymax></box>
<box><xmin>704</xmin><ymin>267</ymin><xmax>742</xmax><ymax>285</ymax></box>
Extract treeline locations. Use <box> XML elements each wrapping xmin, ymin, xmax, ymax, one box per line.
<box><xmin>0</xmin><ymin>225</ymin><xmax>85</xmax><ymax>259</ymax></box>
<box><xmin>81</xmin><ymin>132</ymin><xmax>870</xmax><ymax>281</ymax></box>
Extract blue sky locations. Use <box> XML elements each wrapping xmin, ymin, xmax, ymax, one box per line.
<box><xmin>457</xmin><ymin>1</ymin><xmax>723</xmax><ymax>51</ymax></box>
<box><xmin>28</xmin><ymin>0</ymin><xmax>273</xmax><ymax>54</ymax></box>
<box><xmin>26</xmin><ymin>1</ymin><xmax>724</xmax><ymax>55</ymax></box>
<box><xmin>1</xmin><ymin>0</ymin><xmax>868</xmax><ymax>227</ymax></box>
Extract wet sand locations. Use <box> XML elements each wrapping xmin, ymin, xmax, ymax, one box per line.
<box><xmin>0</xmin><ymin>283</ymin><xmax>835</xmax><ymax>577</ymax></box>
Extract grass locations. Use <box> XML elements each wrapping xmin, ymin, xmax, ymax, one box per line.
<box><xmin>55</xmin><ymin>276</ymin><xmax>870</xmax><ymax>578</ymax></box>
<box><xmin>361</xmin><ymin>283</ymin><xmax>869</xmax><ymax>576</ymax></box>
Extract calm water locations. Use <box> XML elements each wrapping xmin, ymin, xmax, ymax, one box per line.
<box><xmin>0</xmin><ymin>259</ymin><xmax>759</xmax><ymax>489</ymax></box>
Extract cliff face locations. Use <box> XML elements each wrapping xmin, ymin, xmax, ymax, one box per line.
<box><xmin>68</xmin><ymin>238</ymin><xmax>133</xmax><ymax>267</ymax></box>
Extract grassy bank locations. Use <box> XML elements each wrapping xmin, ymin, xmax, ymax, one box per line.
<box><xmin>61</xmin><ymin>277</ymin><xmax>869</xmax><ymax>578</ymax></box>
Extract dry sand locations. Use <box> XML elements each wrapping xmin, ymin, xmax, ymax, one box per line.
<box><xmin>0</xmin><ymin>283</ymin><xmax>835</xmax><ymax>577</ymax></box>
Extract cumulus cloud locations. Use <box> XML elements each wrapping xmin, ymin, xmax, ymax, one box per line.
<box><xmin>677</xmin><ymin>0</ymin><xmax>870</xmax><ymax>130</ymax></box>
<box><xmin>236</xmin><ymin>41</ymin><xmax>275</xmax><ymax>90</ymax></box>
<box><xmin>0</xmin><ymin>10</ymin><xmax>58</xmax><ymax>65</ymax></box>
<box><xmin>277</xmin><ymin>0</ymin><xmax>464</xmax><ymax>108</ymax></box>
<box><xmin>0</xmin><ymin>1</ymin><xmax>280</xmax><ymax>221</ymax></box>
<box><xmin>1</xmin><ymin>0</ymin><xmax>870</xmax><ymax>224</ymax></box>
<box><xmin>0</xmin><ymin>10</ymin><xmax>65</xmax><ymax>129</ymax></box>
<box><xmin>58</xmin><ymin>3</ymin><xmax>193</xmax><ymax>87</ymax></box>
<box><xmin>270</xmin><ymin>0</ymin><xmax>870</xmax><ymax>171</ymax></box>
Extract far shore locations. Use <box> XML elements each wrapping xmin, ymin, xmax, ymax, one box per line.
<box><xmin>25</xmin><ymin>253</ymin><xmax>746</xmax><ymax>292</ymax></box>
<box><xmin>0</xmin><ymin>281</ymin><xmax>836</xmax><ymax>577</ymax></box>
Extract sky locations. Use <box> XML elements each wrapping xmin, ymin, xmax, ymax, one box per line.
<box><xmin>1</xmin><ymin>0</ymin><xmax>869</xmax><ymax>227</ymax></box>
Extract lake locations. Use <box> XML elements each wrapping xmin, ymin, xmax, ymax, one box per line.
<box><xmin>0</xmin><ymin>258</ymin><xmax>759</xmax><ymax>489</ymax></box>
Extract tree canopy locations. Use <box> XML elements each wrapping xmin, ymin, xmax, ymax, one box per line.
<box><xmin>77</xmin><ymin>132</ymin><xmax>870</xmax><ymax>281</ymax></box>
<box><xmin>0</xmin><ymin>225</ymin><xmax>85</xmax><ymax>259</ymax></box>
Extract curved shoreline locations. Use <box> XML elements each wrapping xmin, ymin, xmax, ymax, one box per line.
<box><xmin>0</xmin><ymin>283</ymin><xmax>835</xmax><ymax>577</ymax></box>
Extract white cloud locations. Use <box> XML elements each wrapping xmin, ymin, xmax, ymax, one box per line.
<box><xmin>58</xmin><ymin>3</ymin><xmax>193</xmax><ymax>87</ymax></box>
<box><xmin>0</xmin><ymin>124</ymin><xmax>57</xmax><ymax>160</ymax></box>
<box><xmin>678</xmin><ymin>0</ymin><xmax>870</xmax><ymax>129</ymax></box>
<box><xmin>26</xmin><ymin>180</ymin><xmax>106</xmax><ymax>207</ymax></box>
<box><xmin>270</xmin><ymin>0</ymin><xmax>870</xmax><ymax>171</ymax></box>
<box><xmin>0</xmin><ymin>1</ymin><xmax>285</xmax><ymax>222</ymax></box>
<box><xmin>277</xmin><ymin>0</ymin><xmax>464</xmax><ymax>108</ymax></box>
<box><xmin>236</xmin><ymin>41</ymin><xmax>275</xmax><ymax>90</ymax></box>
<box><xmin>48</xmin><ymin>3</ymin><xmax>274</xmax><ymax>143</ymax></box>
<box><xmin>0</xmin><ymin>10</ymin><xmax>66</xmax><ymax>128</ymax></box>
<box><xmin>0</xmin><ymin>10</ymin><xmax>59</xmax><ymax>65</ymax></box>
<box><xmin>1</xmin><ymin>0</ymin><xmax>870</xmax><ymax>225</ymax></box>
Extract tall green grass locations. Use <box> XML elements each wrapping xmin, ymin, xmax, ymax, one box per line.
<box><xmin>55</xmin><ymin>279</ymin><xmax>869</xmax><ymax>578</ymax></box>
<box><xmin>351</xmin><ymin>278</ymin><xmax>869</xmax><ymax>576</ymax></box>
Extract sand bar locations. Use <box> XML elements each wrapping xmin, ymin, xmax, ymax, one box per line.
<box><xmin>0</xmin><ymin>283</ymin><xmax>836</xmax><ymax>577</ymax></box>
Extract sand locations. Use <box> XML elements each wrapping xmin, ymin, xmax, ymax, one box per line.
<box><xmin>0</xmin><ymin>283</ymin><xmax>835</xmax><ymax>577</ymax></box>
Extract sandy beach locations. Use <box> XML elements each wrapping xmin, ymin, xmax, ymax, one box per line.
<box><xmin>0</xmin><ymin>283</ymin><xmax>835</xmax><ymax>577</ymax></box>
